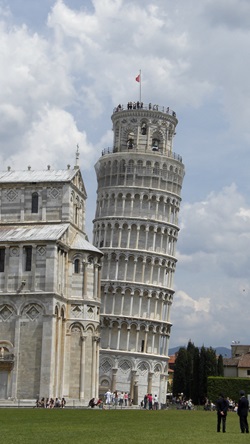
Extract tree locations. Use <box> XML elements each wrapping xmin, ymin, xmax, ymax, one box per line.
<box><xmin>172</xmin><ymin>342</ymin><xmax>219</xmax><ymax>404</ymax></box>
<box><xmin>192</xmin><ymin>346</ymin><xmax>200</xmax><ymax>404</ymax></box>
<box><xmin>186</xmin><ymin>340</ymin><xmax>196</xmax><ymax>399</ymax></box>
<box><xmin>199</xmin><ymin>345</ymin><xmax>207</xmax><ymax>403</ymax></box>
<box><xmin>217</xmin><ymin>354</ymin><xmax>224</xmax><ymax>376</ymax></box>
<box><xmin>199</xmin><ymin>346</ymin><xmax>217</xmax><ymax>404</ymax></box>
<box><xmin>173</xmin><ymin>347</ymin><xmax>187</xmax><ymax>398</ymax></box>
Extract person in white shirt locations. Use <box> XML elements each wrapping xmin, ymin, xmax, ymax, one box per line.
<box><xmin>153</xmin><ymin>394</ymin><xmax>159</xmax><ymax>410</ymax></box>
<box><xmin>105</xmin><ymin>389</ymin><xmax>112</xmax><ymax>405</ymax></box>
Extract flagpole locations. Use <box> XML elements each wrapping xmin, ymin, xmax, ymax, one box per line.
<box><xmin>139</xmin><ymin>69</ymin><xmax>142</xmax><ymax>103</ymax></box>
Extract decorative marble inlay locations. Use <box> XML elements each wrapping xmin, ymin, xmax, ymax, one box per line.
<box><xmin>137</xmin><ymin>362</ymin><xmax>148</xmax><ymax>375</ymax></box>
<box><xmin>119</xmin><ymin>360</ymin><xmax>131</xmax><ymax>373</ymax></box>
<box><xmin>71</xmin><ymin>305</ymin><xmax>82</xmax><ymax>318</ymax></box>
<box><xmin>10</xmin><ymin>247</ymin><xmax>19</xmax><ymax>257</ymax></box>
<box><xmin>37</xmin><ymin>246</ymin><xmax>46</xmax><ymax>256</ymax></box>
<box><xmin>154</xmin><ymin>364</ymin><xmax>161</xmax><ymax>375</ymax></box>
<box><xmin>6</xmin><ymin>189</ymin><xmax>18</xmax><ymax>201</ymax></box>
<box><xmin>87</xmin><ymin>306</ymin><xmax>94</xmax><ymax>319</ymax></box>
<box><xmin>48</xmin><ymin>187</ymin><xmax>61</xmax><ymax>199</ymax></box>
<box><xmin>101</xmin><ymin>360</ymin><xmax>112</xmax><ymax>373</ymax></box>
<box><xmin>24</xmin><ymin>304</ymin><xmax>41</xmax><ymax>321</ymax></box>
<box><xmin>0</xmin><ymin>305</ymin><xmax>14</xmax><ymax>321</ymax></box>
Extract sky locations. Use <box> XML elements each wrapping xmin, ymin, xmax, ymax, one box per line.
<box><xmin>1</xmin><ymin>0</ymin><xmax>250</xmax><ymax>350</ymax></box>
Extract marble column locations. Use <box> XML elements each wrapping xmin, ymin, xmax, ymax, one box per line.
<box><xmin>147</xmin><ymin>372</ymin><xmax>154</xmax><ymax>394</ymax></box>
<box><xmin>80</xmin><ymin>335</ymin><xmax>87</xmax><ymax>399</ymax></box>
<box><xmin>111</xmin><ymin>368</ymin><xmax>118</xmax><ymax>393</ymax></box>
<box><xmin>91</xmin><ymin>336</ymin><xmax>99</xmax><ymax>398</ymax></box>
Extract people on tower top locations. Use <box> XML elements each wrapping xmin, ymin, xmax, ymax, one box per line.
<box><xmin>113</xmin><ymin>102</ymin><xmax>176</xmax><ymax>116</ymax></box>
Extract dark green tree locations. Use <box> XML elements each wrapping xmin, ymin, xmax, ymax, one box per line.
<box><xmin>206</xmin><ymin>347</ymin><xmax>218</xmax><ymax>376</ymax></box>
<box><xmin>199</xmin><ymin>345</ymin><xmax>207</xmax><ymax>403</ymax></box>
<box><xmin>217</xmin><ymin>354</ymin><xmax>224</xmax><ymax>376</ymax></box>
<box><xmin>172</xmin><ymin>342</ymin><xmax>219</xmax><ymax>404</ymax></box>
<box><xmin>199</xmin><ymin>346</ymin><xmax>217</xmax><ymax>403</ymax></box>
<box><xmin>186</xmin><ymin>341</ymin><xmax>196</xmax><ymax>399</ymax></box>
<box><xmin>192</xmin><ymin>346</ymin><xmax>200</xmax><ymax>404</ymax></box>
<box><xmin>172</xmin><ymin>347</ymin><xmax>187</xmax><ymax>398</ymax></box>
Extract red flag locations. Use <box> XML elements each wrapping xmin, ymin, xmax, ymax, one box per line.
<box><xmin>135</xmin><ymin>74</ymin><xmax>140</xmax><ymax>82</ymax></box>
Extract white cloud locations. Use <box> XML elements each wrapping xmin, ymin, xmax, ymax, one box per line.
<box><xmin>0</xmin><ymin>103</ymin><xmax>26</xmax><ymax>135</ymax></box>
<box><xmin>174</xmin><ymin>290</ymin><xmax>210</xmax><ymax>314</ymax></box>
<box><xmin>172</xmin><ymin>184</ymin><xmax>250</xmax><ymax>347</ymax></box>
<box><xmin>5</xmin><ymin>106</ymin><xmax>94</xmax><ymax>170</ymax></box>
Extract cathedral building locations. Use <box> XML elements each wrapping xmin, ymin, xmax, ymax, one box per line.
<box><xmin>93</xmin><ymin>102</ymin><xmax>185</xmax><ymax>404</ymax></box>
<box><xmin>0</xmin><ymin>161</ymin><xmax>102</xmax><ymax>402</ymax></box>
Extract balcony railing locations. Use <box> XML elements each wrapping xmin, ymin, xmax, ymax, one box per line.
<box><xmin>101</xmin><ymin>147</ymin><xmax>182</xmax><ymax>163</ymax></box>
<box><xmin>113</xmin><ymin>102</ymin><xmax>176</xmax><ymax>117</ymax></box>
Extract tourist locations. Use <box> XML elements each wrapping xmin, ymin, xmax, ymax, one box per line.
<box><xmin>105</xmin><ymin>389</ymin><xmax>112</xmax><ymax>405</ymax></box>
<box><xmin>119</xmin><ymin>391</ymin><xmax>124</xmax><ymax>407</ymax></box>
<box><xmin>238</xmin><ymin>390</ymin><xmax>249</xmax><ymax>433</ymax></box>
<box><xmin>148</xmin><ymin>393</ymin><xmax>153</xmax><ymax>410</ymax></box>
<box><xmin>124</xmin><ymin>392</ymin><xmax>128</xmax><ymax>406</ymax></box>
<box><xmin>216</xmin><ymin>393</ymin><xmax>229</xmax><ymax>433</ymax></box>
<box><xmin>153</xmin><ymin>394</ymin><xmax>159</xmax><ymax>410</ymax></box>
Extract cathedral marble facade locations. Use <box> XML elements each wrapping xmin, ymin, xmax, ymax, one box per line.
<box><xmin>0</xmin><ymin>165</ymin><xmax>102</xmax><ymax>402</ymax></box>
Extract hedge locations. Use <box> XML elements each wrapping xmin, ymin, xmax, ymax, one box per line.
<box><xmin>207</xmin><ymin>376</ymin><xmax>250</xmax><ymax>402</ymax></box>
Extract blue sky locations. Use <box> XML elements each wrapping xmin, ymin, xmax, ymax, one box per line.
<box><xmin>1</xmin><ymin>0</ymin><xmax>250</xmax><ymax>349</ymax></box>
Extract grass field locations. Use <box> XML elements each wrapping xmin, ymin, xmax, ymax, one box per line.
<box><xmin>0</xmin><ymin>408</ymin><xmax>248</xmax><ymax>444</ymax></box>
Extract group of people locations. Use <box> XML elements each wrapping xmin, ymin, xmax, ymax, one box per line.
<box><xmin>88</xmin><ymin>398</ymin><xmax>103</xmax><ymax>408</ymax></box>
<box><xmin>35</xmin><ymin>397</ymin><xmax>66</xmax><ymax>408</ymax></box>
<box><xmin>104</xmin><ymin>389</ymin><xmax>131</xmax><ymax>407</ymax></box>
<box><xmin>113</xmin><ymin>102</ymin><xmax>176</xmax><ymax>117</ymax></box>
<box><xmin>141</xmin><ymin>393</ymin><xmax>159</xmax><ymax>410</ymax></box>
<box><xmin>176</xmin><ymin>399</ymin><xmax>194</xmax><ymax>410</ymax></box>
<box><xmin>216</xmin><ymin>390</ymin><xmax>249</xmax><ymax>433</ymax></box>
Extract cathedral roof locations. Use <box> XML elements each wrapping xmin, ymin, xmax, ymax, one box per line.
<box><xmin>70</xmin><ymin>231</ymin><xmax>102</xmax><ymax>254</ymax></box>
<box><xmin>0</xmin><ymin>168</ymin><xmax>79</xmax><ymax>183</ymax></box>
<box><xmin>0</xmin><ymin>224</ymin><xmax>69</xmax><ymax>241</ymax></box>
<box><xmin>0</xmin><ymin>224</ymin><xmax>102</xmax><ymax>254</ymax></box>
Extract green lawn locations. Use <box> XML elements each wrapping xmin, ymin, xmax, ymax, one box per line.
<box><xmin>0</xmin><ymin>408</ymin><xmax>247</xmax><ymax>444</ymax></box>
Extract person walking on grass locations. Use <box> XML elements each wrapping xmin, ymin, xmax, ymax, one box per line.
<box><xmin>238</xmin><ymin>390</ymin><xmax>249</xmax><ymax>433</ymax></box>
<box><xmin>216</xmin><ymin>393</ymin><xmax>229</xmax><ymax>433</ymax></box>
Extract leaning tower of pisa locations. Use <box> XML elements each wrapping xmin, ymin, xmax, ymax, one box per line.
<box><xmin>93</xmin><ymin>101</ymin><xmax>185</xmax><ymax>405</ymax></box>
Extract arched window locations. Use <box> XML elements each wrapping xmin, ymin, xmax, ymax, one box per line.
<box><xmin>137</xmin><ymin>160</ymin><xmax>143</xmax><ymax>174</ymax></box>
<box><xmin>74</xmin><ymin>259</ymin><xmax>80</xmax><ymax>273</ymax></box>
<box><xmin>152</xmin><ymin>139</ymin><xmax>159</xmax><ymax>151</ymax></box>
<box><xmin>153</xmin><ymin>162</ymin><xmax>160</xmax><ymax>175</ymax></box>
<box><xmin>74</xmin><ymin>206</ymin><xmax>78</xmax><ymax>224</ymax></box>
<box><xmin>127</xmin><ymin>131</ymin><xmax>134</xmax><ymax>149</ymax></box>
<box><xmin>141</xmin><ymin>122</ymin><xmax>147</xmax><ymax>135</ymax></box>
<box><xmin>127</xmin><ymin>160</ymin><xmax>134</xmax><ymax>173</ymax></box>
<box><xmin>127</xmin><ymin>139</ymin><xmax>134</xmax><ymax>149</ymax></box>
<box><xmin>31</xmin><ymin>192</ymin><xmax>38</xmax><ymax>213</ymax></box>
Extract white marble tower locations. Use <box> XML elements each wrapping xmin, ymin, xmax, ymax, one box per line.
<box><xmin>93</xmin><ymin>102</ymin><xmax>185</xmax><ymax>404</ymax></box>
